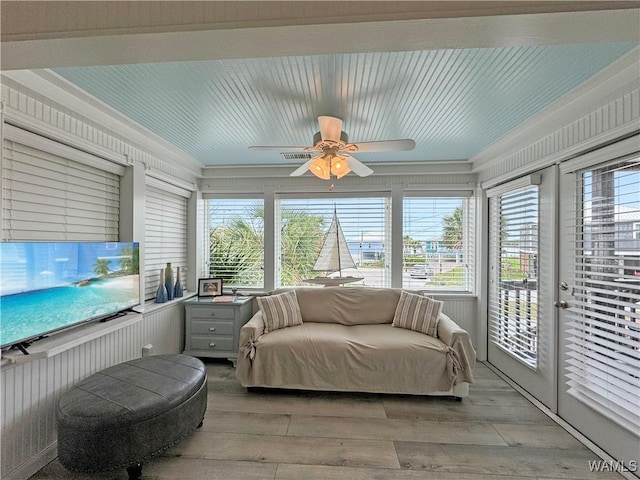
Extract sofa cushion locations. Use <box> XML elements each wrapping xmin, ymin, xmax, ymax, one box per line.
<box><xmin>257</xmin><ymin>290</ymin><xmax>303</xmax><ymax>333</ymax></box>
<box><xmin>274</xmin><ymin>287</ymin><xmax>401</xmax><ymax>325</ymax></box>
<box><xmin>392</xmin><ymin>291</ymin><xmax>442</xmax><ymax>337</ymax></box>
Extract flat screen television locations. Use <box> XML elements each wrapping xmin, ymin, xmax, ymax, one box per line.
<box><xmin>1</xmin><ymin>241</ymin><xmax>140</xmax><ymax>350</ymax></box>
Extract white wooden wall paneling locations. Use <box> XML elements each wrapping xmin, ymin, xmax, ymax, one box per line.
<box><xmin>477</xmin><ymin>86</ymin><xmax>640</xmax><ymax>185</ymax></box>
<box><xmin>0</xmin><ymin>304</ymin><xmax>184</xmax><ymax>480</ymax></box>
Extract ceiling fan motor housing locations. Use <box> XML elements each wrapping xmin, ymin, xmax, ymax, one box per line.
<box><xmin>312</xmin><ymin>131</ymin><xmax>350</xmax><ymax>151</ymax></box>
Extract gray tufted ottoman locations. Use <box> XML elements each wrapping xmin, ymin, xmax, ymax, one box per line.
<box><xmin>57</xmin><ymin>354</ymin><xmax>207</xmax><ymax>480</ymax></box>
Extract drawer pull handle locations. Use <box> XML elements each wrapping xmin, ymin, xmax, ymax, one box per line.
<box><xmin>209</xmin><ymin>342</ymin><xmax>216</xmax><ymax>348</ymax></box>
<box><xmin>209</xmin><ymin>327</ymin><xmax>216</xmax><ymax>332</ymax></box>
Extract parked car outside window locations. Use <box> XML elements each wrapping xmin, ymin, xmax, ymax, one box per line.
<box><xmin>409</xmin><ymin>265</ymin><xmax>434</xmax><ymax>279</ymax></box>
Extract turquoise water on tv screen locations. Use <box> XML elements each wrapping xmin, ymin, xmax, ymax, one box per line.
<box><xmin>0</xmin><ymin>242</ymin><xmax>140</xmax><ymax>347</ymax></box>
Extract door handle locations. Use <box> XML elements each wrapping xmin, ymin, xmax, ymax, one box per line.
<box><xmin>554</xmin><ymin>300</ymin><xmax>569</xmax><ymax>309</ymax></box>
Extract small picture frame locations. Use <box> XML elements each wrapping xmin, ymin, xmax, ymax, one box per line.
<box><xmin>198</xmin><ymin>278</ymin><xmax>223</xmax><ymax>297</ymax></box>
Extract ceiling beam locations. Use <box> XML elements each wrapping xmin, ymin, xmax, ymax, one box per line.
<box><xmin>3</xmin><ymin>9</ymin><xmax>639</xmax><ymax>70</ymax></box>
<box><xmin>4</xmin><ymin>2</ymin><xmax>638</xmax><ymax>42</ymax></box>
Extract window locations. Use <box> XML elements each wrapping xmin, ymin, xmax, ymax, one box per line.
<box><xmin>2</xmin><ymin>132</ymin><xmax>121</xmax><ymax>242</ymax></box>
<box><xmin>565</xmin><ymin>158</ymin><xmax>640</xmax><ymax>433</ymax></box>
<box><xmin>403</xmin><ymin>196</ymin><xmax>475</xmax><ymax>292</ymax></box>
<box><xmin>144</xmin><ymin>180</ymin><xmax>189</xmax><ymax>300</ymax></box>
<box><xmin>206</xmin><ymin>198</ymin><xmax>264</xmax><ymax>289</ymax></box>
<box><xmin>488</xmin><ymin>183</ymin><xmax>540</xmax><ymax>367</ymax></box>
<box><xmin>204</xmin><ymin>190</ymin><xmax>477</xmax><ymax>291</ymax></box>
<box><xmin>277</xmin><ymin>196</ymin><xmax>390</xmax><ymax>287</ymax></box>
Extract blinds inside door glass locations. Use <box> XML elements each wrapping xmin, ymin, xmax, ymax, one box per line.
<box><xmin>565</xmin><ymin>158</ymin><xmax>640</xmax><ymax>433</ymax></box>
<box><xmin>2</xmin><ymin>140</ymin><xmax>120</xmax><ymax>241</ymax></box>
<box><xmin>488</xmin><ymin>185</ymin><xmax>539</xmax><ymax>368</ymax></box>
<box><xmin>144</xmin><ymin>183</ymin><xmax>188</xmax><ymax>300</ymax></box>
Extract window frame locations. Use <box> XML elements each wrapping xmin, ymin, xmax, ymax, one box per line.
<box><xmin>402</xmin><ymin>191</ymin><xmax>475</xmax><ymax>293</ymax></box>
<box><xmin>275</xmin><ymin>192</ymin><xmax>392</xmax><ymax>288</ymax></box>
<box><xmin>487</xmin><ymin>182</ymin><xmax>540</xmax><ymax>368</ymax></box>
<box><xmin>144</xmin><ymin>177</ymin><xmax>190</xmax><ymax>301</ymax></box>
<box><xmin>203</xmin><ymin>188</ymin><xmax>478</xmax><ymax>294</ymax></box>
<box><xmin>203</xmin><ymin>194</ymin><xmax>266</xmax><ymax>292</ymax></box>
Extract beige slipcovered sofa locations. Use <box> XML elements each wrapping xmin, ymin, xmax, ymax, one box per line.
<box><xmin>236</xmin><ymin>287</ymin><xmax>476</xmax><ymax>397</ymax></box>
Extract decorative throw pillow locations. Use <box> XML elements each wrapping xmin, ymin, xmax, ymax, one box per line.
<box><xmin>392</xmin><ymin>291</ymin><xmax>442</xmax><ymax>338</ymax></box>
<box><xmin>257</xmin><ymin>290</ymin><xmax>303</xmax><ymax>333</ymax></box>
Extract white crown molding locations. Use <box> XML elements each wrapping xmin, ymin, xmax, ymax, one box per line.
<box><xmin>1</xmin><ymin>70</ymin><xmax>202</xmax><ymax>181</ymax></box>
<box><xmin>472</xmin><ymin>45</ymin><xmax>640</xmax><ymax>174</ymax></box>
<box><xmin>200</xmin><ymin>160</ymin><xmax>472</xmax><ymax>179</ymax></box>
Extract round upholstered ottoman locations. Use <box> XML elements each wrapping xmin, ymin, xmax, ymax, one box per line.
<box><xmin>57</xmin><ymin>354</ymin><xmax>207</xmax><ymax>480</ymax></box>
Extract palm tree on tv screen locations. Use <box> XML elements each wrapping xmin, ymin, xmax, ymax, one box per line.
<box><xmin>93</xmin><ymin>258</ymin><xmax>110</xmax><ymax>277</ymax></box>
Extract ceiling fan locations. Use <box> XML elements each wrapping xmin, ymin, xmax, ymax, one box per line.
<box><xmin>249</xmin><ymin>116</ymin><xmax>415</xmax><ymax>179</ymax></box>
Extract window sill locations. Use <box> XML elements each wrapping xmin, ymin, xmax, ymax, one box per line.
<box><xmin>134</xmin><ymin>292</ymin><xmax>196</xmax><ymax>314</ymax></box>
<box><xmin>414</xmin><ymin>291</ymin><xmax>478</xmax><ymax>300</ymax></box>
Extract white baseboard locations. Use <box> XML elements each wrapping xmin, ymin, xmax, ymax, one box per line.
<box><xmin>3</xmin><ymin>442</ymin><xmax>57</xmax><ymax>480</ymax></box>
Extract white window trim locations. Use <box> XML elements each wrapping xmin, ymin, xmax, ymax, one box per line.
<box><xmin>204</xmin><ymin>188</ymin><xmax>478</xmax><ymax>293</ymax></box>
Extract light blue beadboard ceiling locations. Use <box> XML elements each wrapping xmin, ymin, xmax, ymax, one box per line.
<box><xmin>53</xmin><ymin>42</ymin><xmax>636</xmax><ymax>167</ymax></box>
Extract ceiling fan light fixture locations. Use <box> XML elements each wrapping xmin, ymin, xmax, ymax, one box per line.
<box><xmin>310</xmin><ymin>156</ymin><xmax>330</xmax><ymax>180</ymax></box>
<box><xmin>330</xmin><ymin>155</ymin><xmax>351</xmax><ymax>178</ymax></box>
<box><xmin>251</xmin><ymin>115</ymin><xmax>414</xmax><ymax>180</ymax></box>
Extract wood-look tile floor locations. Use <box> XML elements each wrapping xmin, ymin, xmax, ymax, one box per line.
<box><xmin>31</xmin><ymin>360</ymin><xmax>624</xmax><ymax>480</ymax></box>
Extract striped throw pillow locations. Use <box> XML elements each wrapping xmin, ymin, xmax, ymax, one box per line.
<box><xmin>257</xmin><ymin>290</ymin><xmax>303</xmax><ymax>333</ymax></box>
<box><xmin>392</xmin><ymin>291</ymin><xmax>442</xmax><ymax>337</ymax></box>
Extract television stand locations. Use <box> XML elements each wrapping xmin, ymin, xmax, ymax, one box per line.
<box><xmin>100</xmin><ymin>310</ymin><xmax>129</xmax><ymax>323</ymax></box>
<box><xmin>12</xmin><ymin>342</ymin><xmax>31</xmax><ymax>355</ymax></box>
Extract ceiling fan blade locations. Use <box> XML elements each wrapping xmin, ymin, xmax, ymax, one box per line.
<box><xmin>343</xmin><ymin>154</ymin><xmax>373</xmax><ymax>177</ymax></box>
<box><xmin>352</xmin><ymin>139</ymin><xmax>415</xmax><ymax>153</ymax></box>
<box><xmin>318</xmin><ymin>116</ymin><xmax>343</xmax><ymax>142</ymax></box>
<box><xmin>249</xmin><ymin>145</ymin><xmax>309</xmax><ymax>152</ymax></box>
<box><xmin>289</xmin><ymin>158</ymin><xmax>315</xmax><ymax>177</ymax></box>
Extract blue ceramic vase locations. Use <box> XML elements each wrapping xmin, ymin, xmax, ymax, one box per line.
<box><xmin>155</xmin><ymin>268</ymin><xmax>168</xmax><ymax>303</ymax></box>
<box><xmin>164</xmin><ymin>263</ymin><xmax>174</xmax><ymax>301</ymax></box>
<box><xmin>174</xmin><ymin>266</ymin><xmax>183</xmax><ymax>298</ymax></box>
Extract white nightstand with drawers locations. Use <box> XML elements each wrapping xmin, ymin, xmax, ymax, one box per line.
<box><xmin>183</xmin><ymin>296</ymin><xmax>253</xmax><ymax>365</ymax></box>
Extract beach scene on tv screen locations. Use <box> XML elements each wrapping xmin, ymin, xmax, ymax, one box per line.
<box><xmin>0</xmin><ymin>242</ymin><xmax>140</xmax><ymax>348</ymax></box>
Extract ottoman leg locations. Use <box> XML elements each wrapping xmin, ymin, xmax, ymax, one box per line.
<box><xmin>127</xmin><ymin>463</ymin><xmax>142</xmax><ymax>480</ymax></box>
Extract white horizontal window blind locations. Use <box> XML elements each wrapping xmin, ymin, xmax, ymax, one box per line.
<box><xmin>565</xmin><ymin>158</ymin><xmax>640</xmax><ymax>433</ymax></box>
<box><xmin>144</xmin><ymin>180</ymin><xmax>188</xmax><ymax>300</ymax></box>
<box><xmin>403</xmin><ymin>196</ymin><xmax>474</xmax><ymax>292</ymax></box>
<box><xmin>277</xmin><ymin>195</ymin><xmax>390</xmax><ymax>288</ymax></box>
<box><xmin>488</xmin><ymin>184</ymin><xmax>540</xmax><ymax>368</ymax></box>
<box><xmin>206</xmin><ymin>198</ymin><xmax>264</xmax><ymax>289</ymax></box>
<box><xmin>2</xmin><ymin>139</ymin><xmax>120</xmax><ymax>241</ymax></box>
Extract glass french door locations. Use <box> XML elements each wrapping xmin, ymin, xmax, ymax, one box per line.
<box><xmin>487</xmin><ymin>165</ymin><xmax>558</xmax><ymax>410</ymax></box>
<box><xmin>558</xmin><ymin>149</ymin><xmax>640</xmax><ymax>470</ymax></box>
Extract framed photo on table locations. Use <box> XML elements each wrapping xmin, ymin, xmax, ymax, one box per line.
<box><xmin>198</xmin><ymin>278</ymin><xmax>223</xmax><ymax>297</ymax></box>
